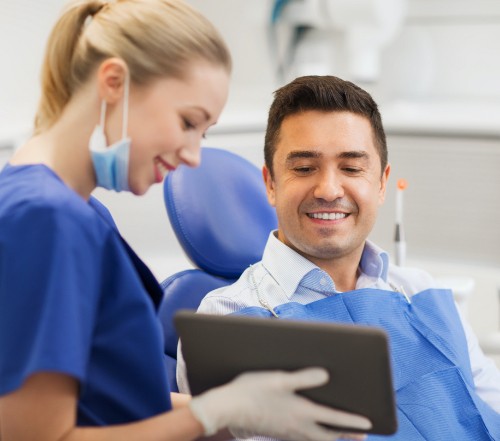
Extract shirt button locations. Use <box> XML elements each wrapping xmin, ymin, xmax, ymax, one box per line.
<box><xmin>320</xmin><ymin>278</ymin><xmax>328</xmax><ymax>286</ymax></box>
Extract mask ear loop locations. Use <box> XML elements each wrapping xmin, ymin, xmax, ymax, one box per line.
<box><xmin>98</xmin><ymin>99</ymin><xmax>107</xmax><ymax>136</ymax></box>
<box><xmin>97</xmin><ymin>71</ymin><xmax>129</xmax><ymax>139</ymax></box>
<box><xmin>121</xmin><ymin>73</ymin><xmax>130</xmax><ymax>140</ymax></box>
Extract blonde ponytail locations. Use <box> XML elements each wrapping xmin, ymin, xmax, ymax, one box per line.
<box><xmin>35</xmin><ymin>1</ymin><xmax>106</xmax><ymax>133</ymax></box>
<box><xmin>34</xmin><ymin>0</ymin><xmax>231</xmax><ymax>134</ymax></box>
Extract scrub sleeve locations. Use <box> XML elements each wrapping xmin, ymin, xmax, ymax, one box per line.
<box><xmin>0</xmin><ymin>164</ymin><xmax>171</xmax><ymax>425</ymax></box>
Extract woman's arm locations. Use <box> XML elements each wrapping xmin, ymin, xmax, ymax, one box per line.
<box><xmin>170</xmin><ymin>393</ymin><xmax>233</xmax><ymax>441</ymax></box>
<box><xmin>0</xmin><ymin>372</ymin><xmax>205</xmax><ymax>441</ymax></box>
<box><xmin>1</xmin><ymin>370</ymin><xmax>370</xmax><ymax>441</ymax></box>
<box><xmin>170</xmin><ymin>393</ymin><xmax>191</xmax><ymax>409</ymax></box>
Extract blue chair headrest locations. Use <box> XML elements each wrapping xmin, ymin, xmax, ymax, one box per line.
<box><xmin>164</xmin><ymin>147</ymin><xmax>277</xmax><ymax>279</ymax></box>
<box><xmin>159</xmin><ymin>269</ymin><xmax>234</xmax><ymax>359</ymax></box>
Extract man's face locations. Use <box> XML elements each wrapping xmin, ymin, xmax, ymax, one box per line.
<box><xmin>263</xmin><ymin>110</ymin><xmax>390</xmax><ymax>267</ymax></box>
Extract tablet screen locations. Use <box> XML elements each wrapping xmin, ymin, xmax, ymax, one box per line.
<box><xmin>175</xmin><ymin>310</ymin><xmax>397</xmax><ymax>435</ymax></box>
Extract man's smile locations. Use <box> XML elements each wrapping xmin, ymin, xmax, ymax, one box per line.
<box><xmin>307</xmin><ymin>212</ymin><xmax>349</xmax><ymax>220</ymax></box>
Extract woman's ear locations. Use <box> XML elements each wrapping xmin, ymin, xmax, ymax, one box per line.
<box><xmin>97</xmin><ymin>58</ymin><xmax>129</xmax><ymax>104</ymax></box>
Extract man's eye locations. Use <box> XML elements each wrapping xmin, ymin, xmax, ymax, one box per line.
<box><xmin>293</xmin><ymin>167</ymin><xmax>313</xmax><ymax>174</ymax></box>
<box><xmin>343</xmin><ymin>167</ymin><xmax>361</xmax><ymax>174</ymax></box>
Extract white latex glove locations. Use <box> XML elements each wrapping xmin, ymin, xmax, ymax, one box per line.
<box><xmin>189</xmin><ymin>367</ymin><xmax>371</xmax><ymax>441</ymax></box>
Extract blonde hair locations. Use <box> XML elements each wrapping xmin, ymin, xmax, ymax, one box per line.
<box><xmin>34</xmin><ymin>0</ymin><xmax>232</xmax><ymax>133</ymax></box>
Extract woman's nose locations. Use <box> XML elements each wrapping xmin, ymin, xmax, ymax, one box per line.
<box><xmin>178</xmin><ymin>143</ymin><xmax>201</xmax><ymax>168</ymax></box>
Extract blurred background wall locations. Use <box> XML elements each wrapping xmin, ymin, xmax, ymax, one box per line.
<box><xmin>1</xmin><ymin>0</ymin><xmax>500</xmax><ymax>362</ymax></box>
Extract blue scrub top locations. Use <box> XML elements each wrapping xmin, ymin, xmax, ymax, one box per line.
<box><xmin>0</xmin><ymin>164</ymin><xmax>172</xmax><ymax>425</ymax></box>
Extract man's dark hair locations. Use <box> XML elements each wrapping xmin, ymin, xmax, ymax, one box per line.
<box><xmin>264</xmin><ymin>75</ymin><xmax>387</xmax><ymax>177</ymax></box>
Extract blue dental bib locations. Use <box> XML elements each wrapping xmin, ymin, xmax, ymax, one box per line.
<box><xmin>234</xmin><ymin>288</ymin><xmax>500</xmax><ymax>440</ymax></box>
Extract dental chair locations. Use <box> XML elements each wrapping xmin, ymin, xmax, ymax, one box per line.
<box><xmin>159</xmin><ymin>147</ymin><xmax>278</xmax><ymax>392</ymax></box>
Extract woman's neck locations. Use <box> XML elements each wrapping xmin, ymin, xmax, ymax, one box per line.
<box><xmin>11</xmin><ymin>94</ymin><xmax>100</xmax><ymax>200</ymax></box>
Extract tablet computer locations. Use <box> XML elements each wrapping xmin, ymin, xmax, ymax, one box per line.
<box><xmin>174</xmin><ymin>310</ymin><xmax>397</xmax><ymax>435</ymax></box>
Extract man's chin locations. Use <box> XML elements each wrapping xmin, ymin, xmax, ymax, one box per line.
<box><xmin>294</xmin><ymin>242</ymin><xmax>350</xmax><ymax>260</ymax></box>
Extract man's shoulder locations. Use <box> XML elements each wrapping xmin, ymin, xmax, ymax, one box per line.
<box><xmin>198</xmin><ymin>265</ymin><xmax>258</xmax><ymax>315</ymax></box>
<box><xmin>387</xmin><ymin>263</ymin><xmax>437</xmax><ymax>295</ymax></box>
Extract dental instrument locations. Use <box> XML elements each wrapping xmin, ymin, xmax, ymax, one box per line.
<box><xmin>395</xmin><ymin>178</ymin><xmax>407</xmax><ymax>267</ymax></box>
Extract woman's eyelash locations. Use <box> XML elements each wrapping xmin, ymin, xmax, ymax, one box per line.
<box><xmin>182</xmin><ymin>117</ymin><xmax>197</xmax><ymax>130</ymax></box>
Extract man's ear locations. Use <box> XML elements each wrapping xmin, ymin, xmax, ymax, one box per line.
<box><xmin>262</xmin><ymin>165</ymin><xmax>276</xmax><ymax>207</ymax></box>
<box><xmin>378</xmin><ymin>163</ymin><xmax>391</xmax><ymax>205</ymax></box>
<box><xmin>96</xmin><ymin>58</ymin><xmax>129</xmax><ymax>104</ymax></box>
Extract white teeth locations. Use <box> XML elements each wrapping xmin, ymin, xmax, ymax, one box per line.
<box><xmin>309</xmin><ymin>212</ymin><xmax>347</xmax><ymax>220</ymax></box>
<box><xmin>156</xmin><ymin>161</ymin><xmax>168</xmax><ymax>177</ymax></box>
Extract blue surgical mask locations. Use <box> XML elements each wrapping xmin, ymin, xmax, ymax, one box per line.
<box><xmin>89</xmin><ymin>75</ymin><xmax>131</xmax><ymax>192</ymax></box>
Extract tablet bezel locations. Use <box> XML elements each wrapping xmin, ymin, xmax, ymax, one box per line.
<box><xmin>174</xmin><ymin>310</ymin><xmax>397</xmax><ymax>435</ymax></box>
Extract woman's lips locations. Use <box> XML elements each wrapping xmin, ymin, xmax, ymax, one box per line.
<box><xmin>154</xmin><ymin>157</ymin><xmax>176</xmax><ymax>183</ymax></box>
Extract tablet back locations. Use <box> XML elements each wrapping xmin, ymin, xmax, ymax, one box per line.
<box><xmin>175</xmin><ymin>310</ymin><xmax>397</xmax><ymax>435</ymax></box>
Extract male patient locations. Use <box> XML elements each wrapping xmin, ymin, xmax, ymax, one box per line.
<box><xmin>177</xmin><ymin>75</ymin><xmax>500</xmax><ymax>439</ymax></box>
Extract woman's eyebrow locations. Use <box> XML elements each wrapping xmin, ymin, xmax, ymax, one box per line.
<box><xmin>189</xmin><ymin>106</ymin><xmax>211</xmax><ymax>122</ymax></box>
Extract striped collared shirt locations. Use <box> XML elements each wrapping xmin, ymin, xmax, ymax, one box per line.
<box><xmin>177</xmin><ymin>232</ymin><xmax>500</xmax><ymax>417</ymax></box>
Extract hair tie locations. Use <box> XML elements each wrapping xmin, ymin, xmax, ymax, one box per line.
<box><xmin>83</xmin><ymin>2</ymin><xmax>107</xmax><ymax>28</ymax></box>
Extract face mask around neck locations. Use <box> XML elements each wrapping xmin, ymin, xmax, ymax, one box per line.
<box><xmin>89</xmin><ymin>75</ymin><xmax>131</xmax><ymax>192</ymax></box>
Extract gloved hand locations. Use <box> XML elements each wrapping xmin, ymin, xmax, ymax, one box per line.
<box><xmin>189</xmin><ymin>367</ymin><xmax>371</xmax><ymax>441</ymax></box>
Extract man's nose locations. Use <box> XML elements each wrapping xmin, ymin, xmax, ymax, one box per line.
<box><xmin>313</xmin><ymin>170</ymin><xmax>344</xmax><ymax>201</ymax></box>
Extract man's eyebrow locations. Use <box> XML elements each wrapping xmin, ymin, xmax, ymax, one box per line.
<box><xmin>285</xmin><ymin>150</ymin><xmax>371</xmax><ymax>163</ymax></box>
<box><xmin>285</xmin><ymin>150</ymin><xmax>322</xmax><ymax>163</ymax></box>
<box><xmin>338</xmin><ymin>150</ymin><xmax>370</xmax><ymax>162</ymax></box>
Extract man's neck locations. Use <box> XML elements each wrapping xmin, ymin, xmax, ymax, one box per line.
<box><xmin>309</xmin><ymin>248</ymin><xmax>364</xmax><ymax>292</ymax></box>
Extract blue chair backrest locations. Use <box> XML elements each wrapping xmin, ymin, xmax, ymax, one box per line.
<box><xmin>159</xmin><ymin>147</ymin><xmax>277</xmax><ymax>391</ymax></box>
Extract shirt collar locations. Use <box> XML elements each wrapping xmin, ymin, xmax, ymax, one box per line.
<box><xmin>359</xmin><ymin>240</ymin><xmax>389</xmax><ymax>281</ymax></box>
<box><xmin>261</xmin><ymin>232</ymin><xmax>390</xmax><ymax>297</ymax></box>
<box><xmin>261</xmin><ymin>232</ymin><xmax>319</xmax><ymax>298</ymax></box>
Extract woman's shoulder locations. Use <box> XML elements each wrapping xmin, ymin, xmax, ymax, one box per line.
<box><xmin>0</xmin><ymin>164</ymin><xmax>114</xmax><ymax>240</ymax></box>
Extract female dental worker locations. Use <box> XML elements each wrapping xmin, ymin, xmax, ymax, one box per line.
<box><xmin>0</xmin><ymin>1</ymin><xmax>371</xmax><ymax>440</ymax></box>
